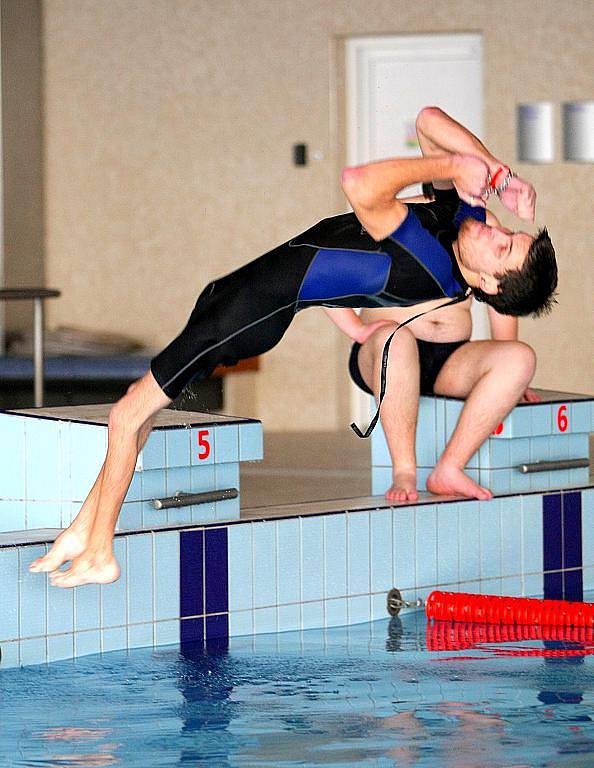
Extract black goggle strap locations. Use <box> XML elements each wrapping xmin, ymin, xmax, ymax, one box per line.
<box><xmin>350</xmin><ymin>289</ymin><xmax>472</xmax><ymax>439</ymax></box>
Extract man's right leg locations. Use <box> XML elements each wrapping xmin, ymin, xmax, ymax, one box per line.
<box><xmin>30</xmin><ymin>370</ymin><xmax>171</xmax><ymax>587</ymax></box>
<box><xmin>357</xmin><ymin>324</ymin><xmax>421</xmax><ymax>502</ymax></box>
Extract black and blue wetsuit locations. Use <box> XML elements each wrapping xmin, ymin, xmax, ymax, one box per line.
<box><xmin>151</xmin><ymin>188</ymin><xmax>485</xmax><ymax>401</ymax></box>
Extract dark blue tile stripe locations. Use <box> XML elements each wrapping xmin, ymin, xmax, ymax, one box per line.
<box><xmin>563</xmin><ymin>491</ymin><xmax>583</xmax><ymax>601</ymax></box>
<box><xmin>180</xmin><ymin>617</ymin><xmax>204</xmax><ymax>646</ymax></box>
<box><xmin>180</xmin><ymin>530</ymin><xmax>204</xmax><ymax>619</ymax></box>
<box><xmin>205</xmin><ymin>528</ymin><xmax>229</xmax><ymax>617</ymax></box>
<box><xmin>543</xmin><ymin>493</ymin><xmax>563</xmax><ymax>599</ymax></box>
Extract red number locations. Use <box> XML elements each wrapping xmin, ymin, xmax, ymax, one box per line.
<box><xmin>197</xmin><ymin>429</ymin><xmax>211</xmax><ymax>460</ymax></box>
<box><xmin>557</xmin><ymin>405</ymin><xmax>568</xmax><ymax>433</ymax></box>
<box><xmin>492</xmin><ymin>422</ymin><xmax>504</xmax><ymax>436</ymax></box>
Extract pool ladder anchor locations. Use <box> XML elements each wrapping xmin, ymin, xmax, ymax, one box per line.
<box><xmin>387</xmin><ymin>588</ymin><xmax>424</xmax><ymax>617</ymax></box>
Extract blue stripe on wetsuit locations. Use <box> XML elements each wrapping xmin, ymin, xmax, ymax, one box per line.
<box><xmin>388</xmin><ymin>209</ymin><xmax>462</xmax><ymax>297</ymax></box>
<box><xmin>298</xmin><ymin>247</ymin><xmax>391</xmax><ymax>302</ymax></box>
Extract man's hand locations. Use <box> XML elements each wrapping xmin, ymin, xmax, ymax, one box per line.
<box><xmin>354</xmin><ymin>319</ymin><xmax>394</xmax><ymax>345</ymax></box>
<box><xmin>498</xmin><ymin>176</ymin><xmax>536</xmax><ymax>221</ymax></box>
<box><xmin>451</xmin><ymin>154</ymin><xmax>490</xmax><ymax>207</ymax></box>
<box><xmin>521</xmin><ymin>387</ymin><xmax>540</xmax><ymax>403</ymax></box>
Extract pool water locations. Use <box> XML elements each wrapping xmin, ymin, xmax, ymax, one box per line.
<box><xmin>2</xmin><ymin>610</ymin><xmax>594</xmax><ymax>767</ymax></box>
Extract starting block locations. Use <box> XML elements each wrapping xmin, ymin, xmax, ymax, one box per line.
<box><xmin>0</xmin><ymin>405</ymin><xmax>263</xmax><ymax>533</ymax></box>
<box><xmin>372</xmin><ymin>390</ymin><xmax>593</xmax><ymax>495</ymax></box>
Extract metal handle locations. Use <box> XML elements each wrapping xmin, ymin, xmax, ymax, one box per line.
<box><xmin>153</xmin><ymin>488</ymin><xmax>238</xmax><ymax>510</ymax></box>
<box><xmin>519</xmin><ymin>458</ymin><xmax>589</xmax><ymax>474</ymax></box>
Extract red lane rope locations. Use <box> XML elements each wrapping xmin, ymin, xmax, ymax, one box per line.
<box><xmin>425</xmin><ymin>591</ymin><xmax>594</xmax><ymax>628</ymax></box>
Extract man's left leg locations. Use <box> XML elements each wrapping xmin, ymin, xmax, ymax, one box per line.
<box><xmin>427</xmin><ymin>340</ymin><xmax>536</xmax><ymax>500</ymax></box>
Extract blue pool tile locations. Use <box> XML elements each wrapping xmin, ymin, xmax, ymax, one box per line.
<box><xmin>0</xmin><ymin>548</ymin><xmax>19</xmax><ymax>641</ymax></box>
<box><xmin>165</xmin><ymin>428</ymin><xmax>191</xmax><ymax>468</ymax></box>
<box><xmin>214</xmin><ymin>425</ymin><xmax>239</xmax><ymax>464</ymax></box>
<box><xmin>47</xmin><ymin>634</ymin><xmax>75</xmax><ymax>663</ymax></box>
<box><xmin>583</xmin><ymin>489</ymin><xmax>594</xmax><ymax>568</ymax></box>
<box><xmin>47</xmin><ymin>578</ymin><xmax>75</xmax><ymax>635</ymax></box>
<box><xmin>325</xmin><ymin>598</ymin><xmax>348</xmax><ymax>628</ymax></box>
<box><xmin>435</xmin><ymin>398</ymin><xmax>446</xmax><ymax>457</ymax></box>
<box><xmin>253</xmin><ymin>606</ymin><xmax>277</xmax><ymax>634</ymax></box>
<box><xmin>531</xmin><ymin>405</ymin><xmax>552</xmax><ymax>436</ymax></box>
<box><xmin>154</xmin><ymin>620</ymin><xmax>179</xmax><ymax>647</ymax></box>
<box><xmin>277</xmin><ymin>518</ymin><xmax>301</xmax><ymax>605</ymax></box>
<box><xmin>180</xmin><ymin>617</ymin><xmax>203</xmax><ymax>645</ymax></box>
<box><xmin>101</xmin><ymin>537</ymin><xmax>127</xmax><ymax>629</ymax></box>
<box><xmin>445</xmin><ymin>399</ymin><xmax>463</xmax><ymax>441</ymax></box>
<box><xmin>253</xmin><ymin>522</ymin><xmax>277</xmax><ymax>608</ymax></box>
<box><xmin>69</xmin><ymin>423</ymin><xmax>106</xmax><ymax>502</ymax></box>
<box><xmin>563</xmin><ymin>569</ymin><xmax>583</xmax><ymax>602</ymax></box>
<box><xmin>141</xmin><ymin>469</ymin><xmax>167</xmax><ymax>503</ymax></box>
<box><xmin>544</xmin><ymin>571</ymin><xmax>563</xmax><ymax>600</ymax></box>
<box><xmin>436</xmin><ymin>504</ymin><xmax>459</xmax><ymax>585</ymax></box>
<box><xmin>371</xmin><ymin>592</ymin><xmax>390</xmax><ymax>622</ymax></box>
<box><xmin>26</xmin><ymin>501</ymin><xmax>61</xmax><ymax>529</ymax></box>
<box><xmin>142</xmin><ymin>431</ymin><xmax>166</xmax><ymax>470</ymax></box>
<box><xmin>102</xmin><ymin>627</ymin><xmax>127</xmax><ymax>653</ymax></box>
<box><xmin>563</xmin><ymin>491</ymin><xmax>582</xmax><ymax>570</ymax></box>
<box><xmin>416</xmin><ymin>467</ymin><xmax>431</xmax><ymax>492</ymax></box>
<box><xmin>190</xmin><ymin>464</ymin><xmax>216</xmax><ymax>493</ymax></box>
<box><xmin>20</xmin><ymin>638</ymin><xmax>47</xmax><ymax>666</ymax></box>
<box><xmin>370</xmin><ymin>509</ymin><xmax>393</xmax><ymax>593</ymax></box>
<box><xmin>571</xmin><ymin>401</ymin><xmax>590</xmax><ymax>434</ymax></box>
<box><xmin>302</xmin><ymin>517</ymin><xmax>324</xmax><ymax>602</ymax></box>
<box><xmin>19</xmin><ymin>546</ymin><xmax>47</xmax><ymax>638</ymax></box>
<box><xmin>511</xmin><ymin>406</ymin><xmax>532</xmax><ymax>438</ymax></box>
<box><xmin>206</xmin><ymin>613</ymin><xmax>229</xmax><ymax>640</ymax></box>
<box><xmin>74</xmin><ymin>630</ymin><xmax>101</xmax><ymax>658</ymax></box>
<box><xmin>277</xmin><ymin>604</ymin><xmax>301</xmax><ymax>633</ymax></box>
<box><xmin>348</xmin><ymin>595</ymin><xmax>371</xmax><ymax>625</ymax></box>
<box><xmin>228</xmin><ymin>523</ymin><xmax>253</xmax><ymax>612</ymax></box>
<box><xmin>154</xmin><ymin>531</ymin><xmax>180</xmax><ymax>621</ymax></box>
<box><xmin>118</xmin><ymin>501</ymin><xmax>143</xmax><ymax>530</ymax></box>
<box><xmin>542</xmin><ymin>493</ymin><xmax>563</xmax><ymax>572</ymax></box>
<box><xmin>371</xmin><ymin>466</ymin><xmax>392</xmax><ymax>496</ymax></box>
<box><xmin>215</xmin><ymin>463</ymin><xmax>240</xmax><ymax>520</ymax></box>
<box><xmin>371</xmin><ymin>422</ymin><xmax>391</xmax><ymax>466</ymax></box>
<box><xmin>568</xmin><ymin>433</ymin><xmax>589</xmax><ymax>459</ymax></box>
<box><xmin>166</xmin><ymin>504</ymin><xmax>193</xmax><ymax>527</ymax></box>
<box><xmin>180</xmin><ymin>529</ymin><xmax>204</xmax><ymax>618</ymax></box>
<box><xmin>191</xmin><ymin>427</ymin><xmax>215</xmax><ymax>465</ymax></box>
<box><xmin>458</xmin><ymin>501</ymin><xmax>480</xmax><ymax>584</ymax></box>
<box><xmin>509</xmin><ymin>437</ymin><xmax>531</xmax><ymax>467</ymax></box>
<box><xmin>166</xmin><ymin>466</ymin><xmax>191</xmax><ymax>497</ymax></box>
<box><xmin>500</xmin><ymin>497</ymin><xmax>522</xmax><ymax>577</ymax></box>
<box><xmin>393</xmin><ymin>506</ymin><xmax>416</xmax><ymax>591</ymax></box>
<box><xmin>190</xmin><ymin>502</ymin><xmax>216</xmax><ymax>525</ymax></box>
<box><xmin>500</xmin><ymin>576</ymin><xmax>522</xmax><ymax>597</ymax></box>
<box><xmin>25</xmin><ymin>418</ymin><xmax>61</xmax><ymax>501</ymax></box>
<box><xmin>479</xmin><ymin>500</ymin><xmax>501</xmax><ymax>580</ymax></box>
<box><xmin>416</xmin><ymin>396</ymin><xmax>437</xmax><ymax>466</ymax></box>
<box><xmin>127</xmin><ymin>534</ymin><xmax>154</xmax><ymax>625</ymax></box>
<box><xmin>0</xmin><ymin>501</ymin><xmax>25</xmax><ymax>533</ymax></box>
<box><xmin>229</xmin><ymin>610</ymin><xmax>254</xmax><ymax>637</ymax></box>
<box><xmin>324</xmin><ymin>514</ymin><xmax>347</xmax><ymax>599</ymax></box>
<box><xmin>488</xmin><ymin>439</ymin><xmax>512</xmax><ymax>468</ymax></box>
<box><xmin>415</xmin><ymin>505</ymin><xmax>437</xmax><ymax>588</ymax></box>
<box><xmin>347</xmin><ymin>511</ymin><xmax>370</xmax><ymax>596</ymax></box>
<box><xmin>75</xmin><ymin>583</ymin><xmax>101</xmax><ymax>632</ymax></box>
<box><xmin>523</xmin><ymin>573</ymin><xmax>543</xmax><ymax>597</ymax></box>
<box><xmin>529</xmin><ymin>436</ymin><xmax>551</xmax><ymax>463</ymax></box>
<box><xmin>239</xmin><ymin>423</ymin><xmax>263</xmax><ymax>462</ymax></box>
<box><xmin>205</xmin><ymin>527</ymin><xmax>228</xmax><ymax>615</ymax></box>
<box><xmin>127</xmin><ymin>623</ymin><xmax>154</xmax><ymax>650</ymax></box>
<box><xmin>0</xmin><ymin>415</ymin><xmax>25</xmax><ymax>500</ymax></box>
<box><xmin>521</xmin><ymin>494</ymin><xmax>543</xmax><ymax>574</ymax></box>
<box><xmin>480</xmin><ymin>578</ymin><xmax>502</xmax><ymax>596</ymax></box>
<box><xmin>125</xmin><ymin>472</ymin><xmax>142</xmax><ymax>503</ymax></box>
<box><xmin>301</xmin><ymin>601</ymin><xmax>324</xmax><ymax>631</ymax></box>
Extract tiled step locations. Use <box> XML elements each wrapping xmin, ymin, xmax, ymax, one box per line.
<box><xmin>0</xmin><ymin>405</ymin><xmax>263</xmax><ymax>532</ymax></box>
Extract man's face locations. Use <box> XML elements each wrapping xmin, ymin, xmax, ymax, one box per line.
<box><xmin>458</xmin><ymin>218</ymin><xmax>534</xmax><ymax>292</ymax></box>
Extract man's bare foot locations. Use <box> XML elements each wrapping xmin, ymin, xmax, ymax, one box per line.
<box><xmin>427</xmin><ymin>463</ymin><xmax>492</xmax><ymax>501</ymax></box>
<box><xmin>29</xmin><ymin>524</ymin><xmax>91</xmax><ymax>573</ymax></box>
<box><xmin>386</xmin><ymin>470</ymin><xmax>419</xmax><ymax>502</ymax></box>
<box><xmin>50</xmin><ymin>549</ymin><xmax>120</xmax><ymax>588</ymax></box>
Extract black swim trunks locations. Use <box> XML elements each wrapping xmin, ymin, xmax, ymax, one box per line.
<box><xmin>348</xmin><ymin>337</ymin><xmax>468</xmax><ymax>396</ymax></box>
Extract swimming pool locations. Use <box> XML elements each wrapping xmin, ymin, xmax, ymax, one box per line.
<box><xmin>2</xmin><ymin>608</ymin><xmax>593</xmax><ymax>768</ymax></box>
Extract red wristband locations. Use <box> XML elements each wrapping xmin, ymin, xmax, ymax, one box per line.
<box><xmin>490</xmin><ymin>166</ymin><xmax>509</xmax><ymax>190</ymax></box>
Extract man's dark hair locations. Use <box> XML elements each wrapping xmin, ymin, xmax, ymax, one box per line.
<box><xmin>472</xmin><ymin>228</ymin><xmax>558</xmax><ymax>317</ymax></box>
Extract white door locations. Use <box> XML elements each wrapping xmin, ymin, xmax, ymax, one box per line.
<box><xmin>345</xmin><ymin>33</ymin><xmax>485</xmax><ymax>425</ymax></box>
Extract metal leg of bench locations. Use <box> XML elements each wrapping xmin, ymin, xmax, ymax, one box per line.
<box><xmin>33</xmin><ymin>297</ymin><xmax>45</xmax><ymax>407</ymax></box>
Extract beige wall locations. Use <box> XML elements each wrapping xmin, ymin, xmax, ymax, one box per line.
<box><xmin>42</xmin><ymin>0</ymin><xmax>593</xmax><ymax>430</ymax></box>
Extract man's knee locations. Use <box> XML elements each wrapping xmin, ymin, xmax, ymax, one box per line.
<box><xmin>493</xmin><ymin>341</ymin><xmax>536</xmax><ymax>383</ymax></box>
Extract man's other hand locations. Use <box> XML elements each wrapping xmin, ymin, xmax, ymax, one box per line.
<box><xmin>499</xmin><ymin>176</ymin><xmax>536</xmax><ymax>221</ymax></box>
<box><xmin>521</xmin><ymin>387</ymin><xmax>541</xmax><ymax>403</ymax></box>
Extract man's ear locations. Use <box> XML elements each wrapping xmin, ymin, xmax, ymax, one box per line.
<box><xmin>479</xmin><ymin>272</ymin><xmax>500</xmax><ymax>295</ymax></box>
